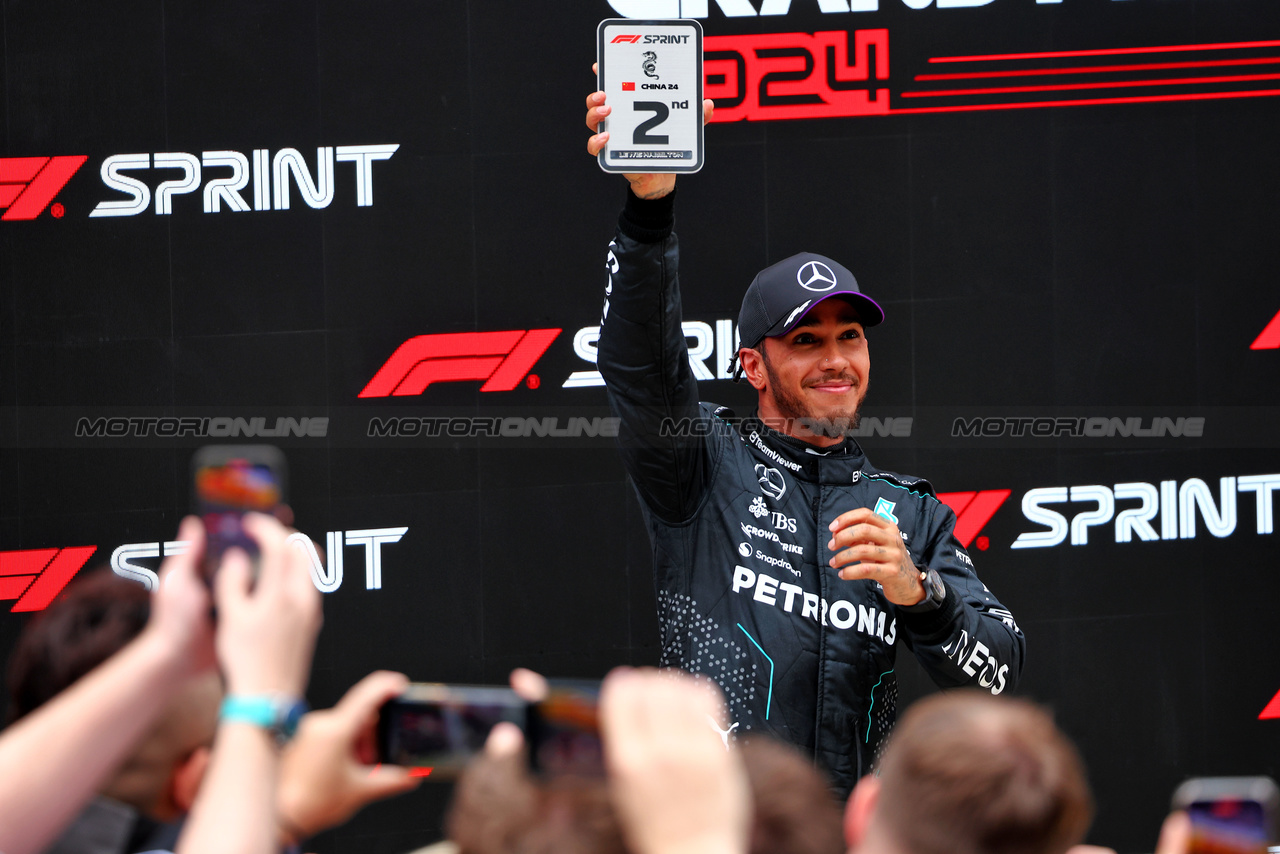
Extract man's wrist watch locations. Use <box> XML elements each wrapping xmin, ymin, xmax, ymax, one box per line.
<box><xmin>219</xmin><ymin>694</ymin><xmax>308</xmax><ymax>745</ymax></box>
<box><xmin>906</xmin><ymin>568</ymin><xmax>947</xmax><ymax>612</ymax></box>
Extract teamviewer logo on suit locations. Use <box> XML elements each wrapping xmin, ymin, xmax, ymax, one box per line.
<box><xmin>359</xmin><ymin>329</ymin><xmax>561</xmax><ymax>397</ymax></box>
<box><xmin>0</xmin><ymin>156</ymin><xmax>88</xmax><ymax>221</ymax></box>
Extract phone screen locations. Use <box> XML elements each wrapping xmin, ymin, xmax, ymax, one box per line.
<box><xmin>192</xmin><ymin>445</ymin><xmax>287</xmax><ymax>580</ymax></box>
<box><xmin>526</xmin><ymin>681</ymin><xmax>603</xmax><ymax>777</ymax></box>
<box><xmin>1188</xmin><ymin>800</ymin><xmax>1271</xmax><ymax>854</ymax></box>
<box><xmin>376</xmin><ymin>680</ymin><xmax>604</xmax><ymax>780</ymax></box>
<box><xmin>376</xmin><ymin>685</ymin><xmax>525</xmax><ymax>777</ymax></box>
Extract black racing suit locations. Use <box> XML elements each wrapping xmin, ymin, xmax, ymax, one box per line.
<box><xmin>595</xmin><ymin>190</ymin><xmax>1026</xmax><ymax>795</ymax></box>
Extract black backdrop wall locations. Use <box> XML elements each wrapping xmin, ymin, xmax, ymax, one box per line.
<box><xmin>2</xmin><ymin>1</ymin><xmax>1279</xmax><ymax>851</ymax></box>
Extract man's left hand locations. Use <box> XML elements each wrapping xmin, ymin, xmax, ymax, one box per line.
<box><xmin>827</xmin><ymin>508</ymin><xmax>925</xmax><ymax>606</ymax></box>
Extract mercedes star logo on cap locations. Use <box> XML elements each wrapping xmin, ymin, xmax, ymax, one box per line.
<box><xmin>797</xmin><ymin>260</ymin><xmax>838</xmax><ymax>292</ymax></box>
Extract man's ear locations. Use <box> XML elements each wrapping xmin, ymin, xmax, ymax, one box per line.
<box><xmin>738</xmin><ymin>347</ymin><xmax>767</xmax><ymax>391</ymax></box>
<box><xmin>845</xmin><ymin>774</ymin><xmax>881</xmax><ymax>850</ymax></box>
<box><xmin>171</xmin><ymin>746</ymin><xmax>212</xmax><ymax>814</ymax></box>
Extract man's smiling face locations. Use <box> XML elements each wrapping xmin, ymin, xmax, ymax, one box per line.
<box><xmin>740</xmin><ymin>298</ymin><xmax>870</xmax><ymax>447</ymax></box>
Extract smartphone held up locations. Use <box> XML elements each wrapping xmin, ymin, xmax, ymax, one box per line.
<box><xmin>191</xmin><ymin>445</ymin><xmax>288</xmax><ymax>582</ymax></box>
<box><xmin>1172</xmin><ymin>777</ymin><xmax>1279</xmax><ymax>854</ymax></box>
<box><xmin>375</xmin><ymin>681</ymin><xmax>603</xmax><ymax>779</ymax></box>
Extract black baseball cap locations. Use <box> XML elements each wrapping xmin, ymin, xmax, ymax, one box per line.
<box><xmin>736</xmin><ymin>252</ymin><xmax>884</xmax><ymax>354</ymax></box>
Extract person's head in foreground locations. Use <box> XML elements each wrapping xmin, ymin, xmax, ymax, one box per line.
<box><xmin>7</xmin><ymin>568</ymin><xmax>221</xmax><ymax>823</ymax></box>
<box><xmin>845</xmin><ymin>690</ymin><xmax>1094</xmax><ymax>854</ymax></box>
<box><xmin>446</xmin><ymin>668</ymin><xmax>845</xmax><ymax>854</ymax></box>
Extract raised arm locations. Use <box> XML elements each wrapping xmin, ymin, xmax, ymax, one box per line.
<box><xmin>177</xmin><ymin>513</ymin><xmax>323</xmax><ymax>854</ymax></box>
<box><xmin>587</xmin><ymin>86</ymin><xmax>720</xmax><ymax>524</ymax></box>
<box><xmin>0</xmin><ymin>517</ymin><xmax>215</xmax><ymax>854</ymax></box>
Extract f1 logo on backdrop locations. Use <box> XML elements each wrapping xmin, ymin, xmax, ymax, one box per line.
<box><xmin>1252</xmin><ymin>309</ymin><xmax>1280</xmax><ymax>350</ymax></box>
<box><xmin>0</xmin><ymin>156</ymin><xmax>88</xmax><ymax>221</ymax></box>
<box><xmin>1261</xmin><ymin>690</ymin><xmax>1280</xmax><ymax>721</ymax></box>
<box><xmin>937</xmin><ymin>490</ymin><xmax>1011</xmax><ymax>551</ymax></box>
<box><xmin>362</xmin><ymin>320</ymin><xmax>741</xmax><ymax>396</ymax></box>
<box><xmin>0</xmin><ymin>547</ymin><xmax>98</xmax><ymax>612</ymax></box>
<box><xmin>359</xmin><ymin>330</ymin><xmax>562</xmax><ymax>397</ymax></box>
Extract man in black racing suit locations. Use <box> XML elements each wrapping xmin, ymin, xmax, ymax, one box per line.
<box><xmin>584</xmin><ymin>92</ymin><xmax>1025</xmax><ymax>797</ymax></box>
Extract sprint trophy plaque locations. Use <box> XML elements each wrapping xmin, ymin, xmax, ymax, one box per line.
<box><xmin>597</xmin><ymin>18</ymin><xmax>704</xmax><ymax>174</ymax></box>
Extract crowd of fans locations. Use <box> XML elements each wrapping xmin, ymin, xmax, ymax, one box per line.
<box><xmin>0</xmin><ymin>514</ymin><xmax>1217</xmax><ymax>854</ymax></box>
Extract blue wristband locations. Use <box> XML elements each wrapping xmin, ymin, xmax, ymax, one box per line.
<box><xmin>220</xmin><ymin>695</ymin><xmax>308</xmax><ymax>744</ymax></box>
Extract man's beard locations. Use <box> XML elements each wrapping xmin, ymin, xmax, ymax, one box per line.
<box><xmin>762</xmin><ymin>353</ymin><xmax>865</xmax><ymax>439</ymax></box>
